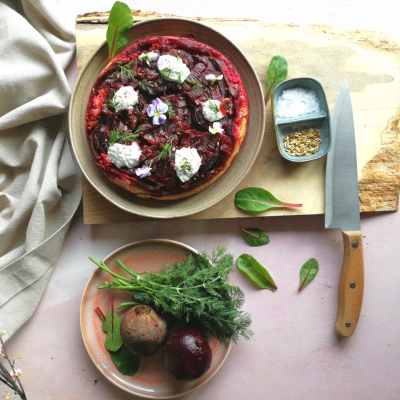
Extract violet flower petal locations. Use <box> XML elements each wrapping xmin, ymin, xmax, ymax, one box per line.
<box><xmin>147</xmin><ymin>103</ymin><xmax>156</xmax><ymax>117</ymax></box>
<box><xmin>157</xmin><ymin>101</ymin><xmax>169</xmax><ymax>114</ymax></box>
<box><xmin>153</xmin><ymin>114</ymin><xmax>167</xmax><ymax>125</ymax></box>
<box><xmin>135</xmin><ymin>166</ymin><xmax>152</xmax><ymax>178</ymax></box>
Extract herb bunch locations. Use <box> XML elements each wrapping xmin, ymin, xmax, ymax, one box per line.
<box><xmin>90</xmin><ymin>247</ymin><xmax>253</xmax><ymax>344</ymax></box>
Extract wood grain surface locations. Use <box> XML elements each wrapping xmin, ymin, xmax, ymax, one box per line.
<box><xmin>74</xmin><ymin>11</ymin><xmax>400</xmax><ymax>224</ymax></box>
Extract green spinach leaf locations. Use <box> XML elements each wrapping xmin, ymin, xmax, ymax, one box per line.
<box><xmin>108</xmin><ymin>345</ymin><xmax>140</xmax><ymax>375</ymax></box>
<box><xmin>240</xmin><ymin>227</ymin><xmax>270</xmax><ymax>246</ymax></box>
<box><xmin>102</xmin><ymin>296</ymin><xmax>123</xmax><ymax>352</ymax></box>
<box><xmin>235</xmin><ymin>187</ymin><xmax>302</xmax><ymax>212</ymax></box>
<box><xmin>106</xmin><ymin>1</ymin><xmax>134</xmax><ymax>61</ymax></box>
<box><xmin>298</xmin><ymin>258</ymin><xmax>319</xmax><ymax>291</ymax></box>
<box><xmin>237</xmin><ymin>254</ymin><xmax>277</xmax><ymax>291</ymax></box>
<box><xmin>265</xmin><ymin>55</ymin><xmax>288</xmax><ymax>105</ymax></box>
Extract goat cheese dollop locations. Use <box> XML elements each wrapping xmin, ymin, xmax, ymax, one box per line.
<box><xmin>112</xmin><ymin>86</ymin><xmax>138</xmax><ymax>112</ymax></box>
<box><xmin>157</xmin><ymin>55</ymin><xmax>190</xmax><ymax>83</ymax></box>
<box><xmin>107</xmin><ymin>142</ymin><xmax>141</xmax><ymax>169</ymax></box>
<box><xmin>202</xmin><ymin>99</ymin><xmax>224</xmax><ymax>122</ymax></box>
<box><xmin>174</xmin><ymin>147</ymin><xmax>201</xmax><ymax>182</ymax></box>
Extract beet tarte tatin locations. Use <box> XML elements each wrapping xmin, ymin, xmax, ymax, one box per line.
<box><xmin>85</xmin><ymin>36</ymin><xmax>249</xmax><ymax>200</ymax></box>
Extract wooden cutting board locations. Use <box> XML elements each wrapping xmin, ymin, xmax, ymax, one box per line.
<box><xmin>75</xmin><ymin>11</ymin><xmax>400</xmax><ymax>224</ymax></box>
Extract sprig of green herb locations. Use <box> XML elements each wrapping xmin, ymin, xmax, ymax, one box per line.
<box><xmin>160</xmin><ymin>69</ymin><xmax>172</xmax><ymax>81</ymax></box>
<box><xmin>187</xmin><ymin>79</ymin><xmax>201</xmax><ymax>88</ymax></box>
<box><xmin>119</xmin><ymin>60</ymin><xmax>134</xmax><ymax>81</ymax></box>
<box><xmin>108</xmin><ymin>127</ymin><xmax>140</xmax><ymax>147</ymax></box>
<box><xmin>164</xmin><ymin>98</ymin><xmax>175</xmax><ymax>118</ymax></box>
<box><xmin>208</xmin><ymin>100</ymin><xmax>220</xmax><ymax>119</ymax></box>
<box><xmin>90</xmin><ymin>246</ymin><xmax>253</xmax><ymax>344</ymax></box>
<box><xmin>138</xmin><ymin>80</ymin><xmax>154</xmax><ymax>93</ymax></box>
<box><xmin>154</xmin><ymin>138</ymin><xmax>173</xmax><ymax>161</ymax></box>
<box><xmin>180</xmin><ymin>161</ymin><xmax>193</xmax><ymax>174</ymax></box>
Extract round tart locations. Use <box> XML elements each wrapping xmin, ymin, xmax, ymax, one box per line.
<box><xmin>85</xmin><ymin>36</ymin><xmax>249</xmax><ymax>200</ymax></box>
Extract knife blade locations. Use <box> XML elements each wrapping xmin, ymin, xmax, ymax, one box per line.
<box><xmin>325</xmin><ymin>81</ymin><xmax>364</xmax><ymax>338</ymax></box>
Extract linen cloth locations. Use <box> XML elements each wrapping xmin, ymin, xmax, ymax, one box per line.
<box><xmin>0</xmin><ymin>0</ymin><xmax>82</xmax><ymax>338</ymax></box>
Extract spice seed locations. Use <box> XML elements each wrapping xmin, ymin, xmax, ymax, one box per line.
<box><xmin>283</xmin><ymin>128</ymin><xmax>321</xmax><ymax>156</ymax></box>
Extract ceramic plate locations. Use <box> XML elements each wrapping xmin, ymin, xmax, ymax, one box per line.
<box><xmin>69</xmin><ymin>18</ymin><xmax>265</xmax><ymax>219</ymax></box>
<box><xmin>80</xmin><ymin>239</ymin><xmax>232</xmax><ymax>399</ymax></box>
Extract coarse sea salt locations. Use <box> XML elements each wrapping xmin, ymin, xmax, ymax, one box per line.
<box><xmin>276</xmin><ymin>87</ymin><xmax>320</xmax><ymax>118</ymax></box>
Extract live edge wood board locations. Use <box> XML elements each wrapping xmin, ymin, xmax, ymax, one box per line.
<box><xmin>75</xmin><ymin>11</ymin><xmax>400</xmax><ymax>224</ymax></box>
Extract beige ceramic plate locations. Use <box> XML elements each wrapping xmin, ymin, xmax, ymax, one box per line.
<box><xmin>80</xmin><ymin>239</ymin><xmax>232</xmax><ymax>399</ymax></box>
<box><xmin>69</xmin><ymin>18</ymin><xmax>265</xmax><ymax>219</ymax></box>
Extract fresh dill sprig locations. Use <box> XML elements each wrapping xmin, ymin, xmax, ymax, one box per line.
<box><xmin>154</xmin><ymin>138</ymin><xmax>173</xmax><ymax>161</ymax></box>
<box><xmin>90</xmin><ymin>246</ymin><xmax>253</xmax><ymax>344</ymax></box>
<box><xmin>181</xmin><ymin>161</ymin><xmax>193</xmax><ymax>174</ymax></box>
<box><xmin>208</xmin><ymin>99</ymin><xmax>221</xmax><ymax>120</ymax></box>
<box><xmin>187</xmin><ymin>78</ymin><xmax>201</xmax><ymax>88</ymax></box>
<box><xmin>138</xmin><ymin>80</ymin><xmax>154</xmax><ymax>93</ymax></box>
<box><xmin>108</xmin><ymin>127</ymin><xmax>141</xmax><ymax>147</ymax></box>
<box><xmin>160</xmin><ymin>69</ymin><xmax>172</xmax><ymax>81</ymax></box>
<box><xmin>164</xmin><ymin>98</ymin><xmax>175</xmax><ymax>118</ymax></box>
<box><xmin>119</xmin><ymin>60</ymin><xmax>134</xmax><ymax>81</ymax></box>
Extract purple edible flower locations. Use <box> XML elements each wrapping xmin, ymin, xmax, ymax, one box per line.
<box><xmin>147</xmin><ymin>98</ymin><xmax>169</xmax><ymax>125</ymax></box>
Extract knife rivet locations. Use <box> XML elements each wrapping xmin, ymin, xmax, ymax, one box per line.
<box><xmin>350</xmin><ymin>282</ymin><xmax>356</xmax><ymax>289</ymax></box>
<box><xmin>352</xmin><ymin>241</ymin><xmax>359</xmax><ymax>249</ymax></box>
<box><xmin>345</xmin><ymin>322</ymin><xmax>352</xmax><ymax>328</ymax></box>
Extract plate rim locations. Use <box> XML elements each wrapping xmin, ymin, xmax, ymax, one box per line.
<box><xmin>69</xmin><ymin>17</ymin><xmax>265</xmax><ymax>219</ymax></box>
<box><xmin>80</xmin><ymin>239</ymin><xmax>233</xmax><ymax>399</ymax></box>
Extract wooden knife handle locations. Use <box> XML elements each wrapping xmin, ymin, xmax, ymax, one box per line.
<box><xmin>335</xmin><ymin>231</ymin><xmax>364</xmax><ymax>338</ymax></box>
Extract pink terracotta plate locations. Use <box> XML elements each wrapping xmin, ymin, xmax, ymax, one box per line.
<box><xmin>80</xmin><ymin>239</ymin><xmax>232</xmax><ymax>399</ymax></box>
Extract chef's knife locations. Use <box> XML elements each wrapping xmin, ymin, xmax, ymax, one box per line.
<box><xmin>325</xmin><ymin>81</ymin><xmax>364</xmax><ymax>338</ymax></box>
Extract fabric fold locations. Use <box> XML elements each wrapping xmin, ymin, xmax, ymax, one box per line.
<box><xmin>0</xmin><ymin>0</ymin><xmax>82</xmax><ymax>338</ymax></box>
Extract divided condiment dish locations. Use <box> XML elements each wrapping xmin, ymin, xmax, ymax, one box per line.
<box><xmin>272</xmin><ymin>77</ymin><xmax>331</xmax><ymax>162</ymax></box>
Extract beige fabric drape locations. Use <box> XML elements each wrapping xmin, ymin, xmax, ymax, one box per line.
<box><xmin>0</xmin><ymin>0</ymin><xmax>82</xmax><ymax>338</ymax></box>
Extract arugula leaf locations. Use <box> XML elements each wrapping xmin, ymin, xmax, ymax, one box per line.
<box><xmin>265</xmin><ymin>55</ymin><xmax>288</xmax><ymax>105</ymax></box>
<box><xmin>108</xmin><ymin>345</ymin><xmax>140</xmax><ymax>375</ymax></box>
<box><xmin>298</xmin><ymin>258</ymin><xmax>319</xmax><ymax>292</ymax></box>
<box><xmin>237</xmin><ymin>254</ymin><xmax>277</xmax><ymax>291</ymax></box>
<box><xmin>235</xmin><ymin>187</ymin><xmax>302</xmax><ymax>212</ymax></box>
<box><xmin>106</xmin><ymin>1</ymin><xmax>134</xmax><ymax>62</ymax></box>
<box><xmin>239</xmin><ymin>228</ymin><xmax>270</xmax><ymax>246</ymax></box>
<box><xmin>102</xmin><ymin>296</ymin><xmax>123</xmax><ymax>352</ymax></box>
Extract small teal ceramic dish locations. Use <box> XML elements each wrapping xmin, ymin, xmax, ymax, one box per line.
<box><xmin>272</xmin><ymin>77</ymin><xmax>331</xmax><ymax>162</ymax></box>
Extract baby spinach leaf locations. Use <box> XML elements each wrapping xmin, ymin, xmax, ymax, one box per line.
<box><xmin>102</xmin><ymin>296</ymin><xmax>123</xmax><ymax>352</ymax></box>
<box><xmin>298</xmin><ymin>258</ymin><xmax>319</xmax><ymax>291</ymax></box>
<box><xmin>240</xmin><ymin>227</ymin><xmax>270</xmax><ymax>246</ymax></box>
<box><xmin>107</xmin><ymin>1</ymin><xmax>134</xmax><ymax>61</ymax></box>
<box><xmin>265</xmin><ymin>55</ymin><xmax>288</xmax><ymax>105</ymax></box>
<box><xmin>235</xmin><ymin>187</ymin><xmax>302</xmax><ymax>212</ymax></box>
<box><xmin>237</xmin><ymin>254</ymin><xmax>277</xmax><ymax>291</ymax></box>
<box><xmin>108</xmin><ymin>345</ymin><xmax>140</xmax><ymax>375</ymax></box>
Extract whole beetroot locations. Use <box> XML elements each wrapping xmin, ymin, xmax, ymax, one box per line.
<box><xmin>120</xmin><ymin>305</ymin><xmax>168</xmax><ymax>357</ymax></box>
<box><xmin>162</xmin><ymin>327</ymin><xmax>212</xmax><ymax>380</ymax></box>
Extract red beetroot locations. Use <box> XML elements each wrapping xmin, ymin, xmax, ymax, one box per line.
<box><xmin>162</xmin><ymin>327</ymin><xmax>212</xmax><ymax>380</ymax></box>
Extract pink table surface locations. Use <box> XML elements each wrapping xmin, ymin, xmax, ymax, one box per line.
<box><xmin>6</xmin><ymin>207</ymin><xmax>400</xmax><ymax>399</ymax></box>
<box><xmin>4</xmin><ymin>2</ymin><xmax>400</xmax><ymax>399</ymax></box>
